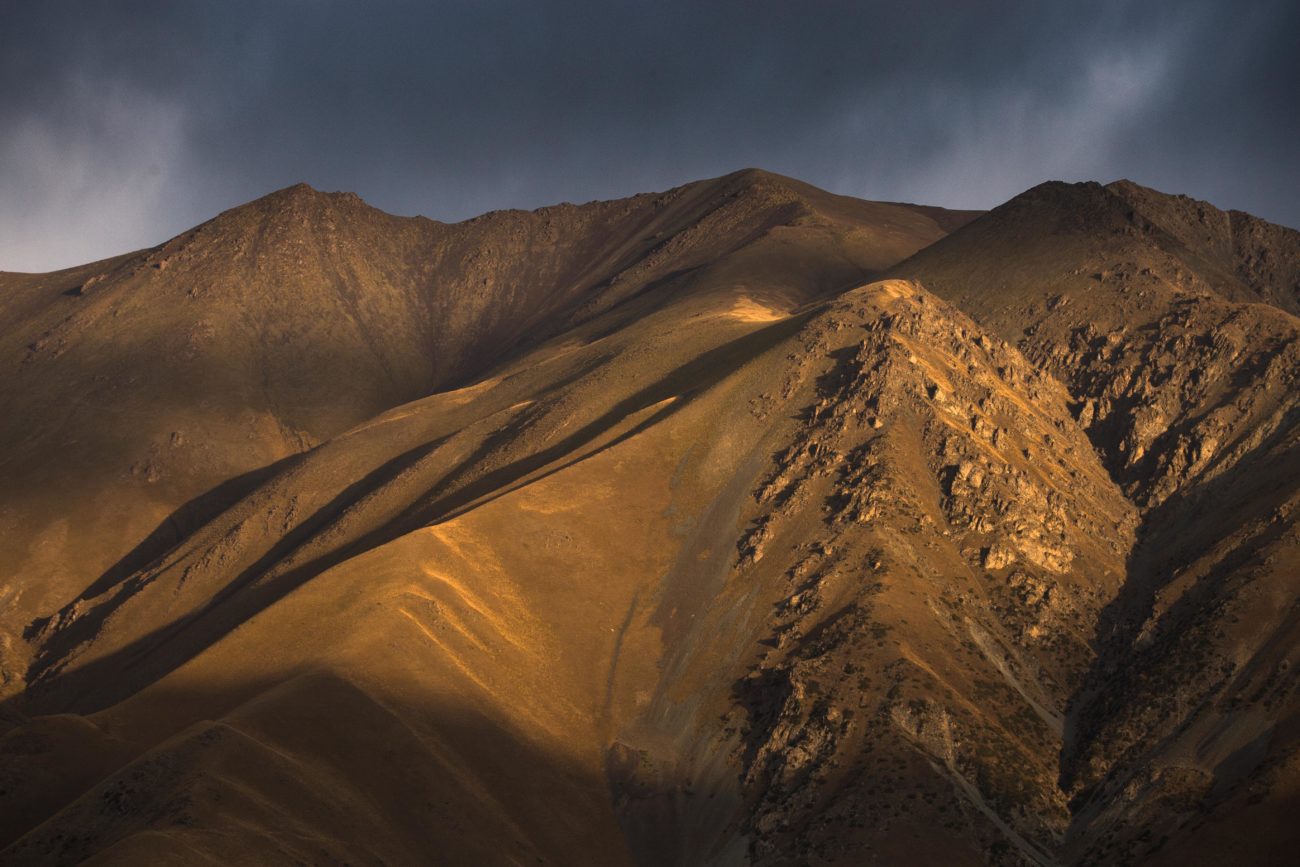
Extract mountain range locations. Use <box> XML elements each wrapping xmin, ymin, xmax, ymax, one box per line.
<box><xmin>0</xmin><ymin>168</ymin><xmax>1295</xmax><ymax>866</ymax></box>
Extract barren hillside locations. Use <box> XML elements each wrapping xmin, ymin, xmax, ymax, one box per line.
<box><xmin>0</xmin><ymin>172</ymin><xmax>1294</xmax><ymax>866</ymax></box>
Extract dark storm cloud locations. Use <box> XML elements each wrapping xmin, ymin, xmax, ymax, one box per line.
<box><xmin>1</xmin><ymin>0</ymin><xmax>1295</xmax><ymax>271</ymax></box>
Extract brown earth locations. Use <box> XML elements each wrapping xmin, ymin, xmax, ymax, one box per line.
<box><xmin>0</xmin><ymin>170</ymin><xmax>1294</xmax><ymax>865</ymax></box>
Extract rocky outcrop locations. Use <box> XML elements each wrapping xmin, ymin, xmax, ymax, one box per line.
<box><xmin>723</xmin><ymin>281</ymin><xmax>1134</xmax><ymax>864</ymax></box>
<box><xmin>895</xmin><ymin>179</ymin><xmax>1300</xmax><ymax>865</ymax></box>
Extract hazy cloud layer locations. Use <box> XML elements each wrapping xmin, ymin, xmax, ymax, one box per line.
<box><xmin>1</xmin><ymin>0</ymin><xmax>1295</xmax><ymax>271</ymax></box>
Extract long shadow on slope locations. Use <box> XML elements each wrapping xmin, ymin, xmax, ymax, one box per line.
<box><xmin>427</xmin><ymin>193</ymin><xmax>821</xmax><ymax>397</ymax></box>
<box><xmin>71</xmin><ymin>453</ymin><xmax>307</xmax><ymax>605</ymax></box>
<box><xmin>22</xmin><ymin>313</ymin><xmax>816</xmax><ymax>718</ymax></box>
<box><xmin>18</xmin><ymin>356</ymin><xmax>613</xmax><ymax>709</ymax></box>
<box><xmin>1061</xmin><ymin>409</ymin><xmax>1300</xmax><ymax>802</ymax></box>
<box><xmin>0</xmin><ymin>672</ymin><xmax>660</xmax><ymax>866</ymax></box>
<box><xmin>379</xmin><ymin>309</ymin><xmax>817</xmax><ymax>529</ymax></box>
<box><xmin>23</xmin><ymin>438</ymin><xmax>450</xmax><ymax>696</ymax></box>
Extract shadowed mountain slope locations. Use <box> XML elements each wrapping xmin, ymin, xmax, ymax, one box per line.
<box><xmin>0</xmin><ymin>169</ymin><xmax>974</xmax><ymax>692</ymax></box>
<box><xmin>1</xmin><ymin>172</ymin><xmax>1295</xmax><ymax>866</ymax></box>
<box><xmin>892</xmin><ymin>179</ymin><xmax>1300</xmax><ymax>865</ymax></box>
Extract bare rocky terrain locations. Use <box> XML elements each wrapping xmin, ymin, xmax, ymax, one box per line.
<box><xmin>0</xmin><ymin>169</ymin><xmax>1294</xmax><ymax>865</ymax></box>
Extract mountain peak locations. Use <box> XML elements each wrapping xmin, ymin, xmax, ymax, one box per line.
<box><xmin>718</xmin><ymin>166</ymin><xmax>795</xmax><ymax>187</ymax></box>
<box><xmin>266</xmin><ymin>181</ymin><xmax>369</xmax><ymax>207</ymax></box>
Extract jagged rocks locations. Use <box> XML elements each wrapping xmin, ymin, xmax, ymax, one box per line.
<box><xmin>982</xmin><ymin>544</ymin><xmax>1015</xmax><ymax>571</ymax></box>
<box><xmin>722</xmin><ymin>280</ymin><xmax>1135</xmax><ymax>862</ymax></box>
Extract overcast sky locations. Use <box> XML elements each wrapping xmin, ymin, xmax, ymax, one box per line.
<box><xmin>1</xmin><ymin>0</ymin><xmax>1296</xmax><ymax>272</ymax></box>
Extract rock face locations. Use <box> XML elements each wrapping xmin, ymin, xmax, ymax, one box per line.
<box><xmin>710</xmin><ymin>281</ymin><xmax>1135</xmax><ymax>864</ymax></box>
<box><xmin>0</xmin><ymin>171</ymin><xmax>1296</xmax><ymax>866</ymax></box>
<box><xmin>893</xmin><ymin>179</ymin><xmax>1300</xmax><ymax>865</ymax></box>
